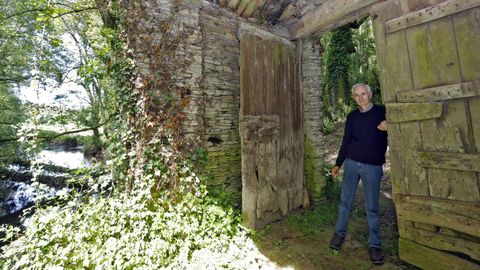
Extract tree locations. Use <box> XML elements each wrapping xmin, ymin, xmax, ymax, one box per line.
<box><xmin>323</xmin><ymin>24</ymin><xmax>355</xmax><ymax>116</ymax></box>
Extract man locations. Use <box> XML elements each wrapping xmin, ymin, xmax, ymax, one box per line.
<box><xmin>329</xmin><ymin>83</ymin><xmax>388</xmax><ymax>265</ymax></box>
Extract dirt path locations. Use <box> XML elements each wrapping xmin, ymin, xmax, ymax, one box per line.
<box><xmin>252</xmin><ymin>121</ymin><xmax>418</xmax><ymax>270</ymax></box>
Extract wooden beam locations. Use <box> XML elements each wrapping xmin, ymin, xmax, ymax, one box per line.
<box><xmin>395</xmin><ymin>194</ymin><xmax>480</xmax><ymax>237</ymax></box>
<box><xmin>385</xmin><ymin>102</ymin><xmax>443</xmax><ymax>123</ymax></box>
<box><xmin>386</xmin><ymin>0</ymin><xmax>480</xmax><ymax>33</ymax></box>
<box><xmin>400</xmin><ymin>222</ymin><xmax>480</xmax><ymax>260</ymax></box>
<box><xmin>417</xmin><ymin>151</ymin><xmax>480</xmax><ymax>172</ymax></box>
<box><xmin>397</xmin><ymin>80</ymin><xmax>480</xmax><ymax>102</ymax></box>
<box><xmin>399</xmin><ymin>238</ymin><xmax>480</xmax><ymax>270</ymax></box>
<box><xmin>308</xmin><ymin>5</ymin><xmax>372</xmax><ymax>38</ymax></box>
<box><xmin>289</xmin><ymin>0</ymin><xmax>383</xmax><ymax>40</ymax></box>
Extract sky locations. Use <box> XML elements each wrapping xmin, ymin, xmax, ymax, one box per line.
<box><xmin>16</xmin><ymin>34</ymin><xmax>90</xmax><ymax>110</ymax></box>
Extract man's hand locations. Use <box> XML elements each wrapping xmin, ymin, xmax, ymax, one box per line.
<box><xmin>331</xmin><ymin>166</ymin><xmax>340</xmax><ymax>178</ymax></box>
<box><xmin>377</xmin><ymin>120</ymin><xmax>388</xmax><ymax>131</ymax></box>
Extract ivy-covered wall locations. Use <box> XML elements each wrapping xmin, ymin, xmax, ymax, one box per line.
<box><xmin>122</xmin><ymin>0</ymin><xmax>325</xmax><ymax>203</ymax></box>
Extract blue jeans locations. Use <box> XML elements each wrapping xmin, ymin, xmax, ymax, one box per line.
<box><xmin>334</xmin><ymin>158</ymin><xmax>383</xmax><ymax>248</ymax></box>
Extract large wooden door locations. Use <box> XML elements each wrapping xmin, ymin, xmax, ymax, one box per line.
<box><xmin>372</xmin><ymin>1</ymin><xmax>480</xmax><ymax>268</ymax></box>
<box><xmin>239</xmin><ymin>26</ymin><xmax>304</xmax><ymax>229</ymax></box>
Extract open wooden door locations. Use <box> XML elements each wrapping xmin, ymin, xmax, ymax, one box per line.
<box><xmin>372</xmin><ymin>1</ymin><xmax>480</xmax><ymax>268</ymax></box>
<box><xmin>239</xmin><ymin>26</ymin><xmax>304</xmax><ymax>229</ymax></box>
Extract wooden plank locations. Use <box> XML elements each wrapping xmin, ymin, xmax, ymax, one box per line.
<box><xmin>385</xmin><ymin>0</ymin><xmax>404</xmax><ymax>21</ymax></box>
<box><xmin>405</xmin><ymin>17</ymin><xmax>461</xmax><ymax>89</ymax></box>
<box><xmin>417</xmin><ymin>151</ymin><xmax>480</xmax><ymax>172</ymax></box>
<box><xmin>386</xmin><ymin>123</ymin><xmax>409</xmax><ymax>194</ymax></box>
<box><xmin>397</xmin><ymin>80</ymin><xmax>480</xmax><ymax>102</ymax></box>
<box><xmin>289</xmin><ymin>0</ymin><xmax>382</xmax><ymax>40</ymax></box>
<box><xmin>395</xmin><ymin>194</ymin><xmax>480</xmax><ymax>237</ymax></box>
<box><xmin>389</xmin><ymin>123</ymin><xmax>429</xmax><ymax>195</ymax></box>
<box><xmin>384</xmin><ymin>31</ymin><xmax>414</xmax><ymax>99</ymax></box>
<box><xmin>428</xmin><ymin>168</ymin><xmax>480</xmax><ymax>201</ymax></box>
<box><xmin>371</xmin><ymin>2</ymin><xmax>390</xmax><ymax>102</ymax></box>
<box><xmin>400</xmin><ymin>221</ymin><xmax>480</xmax><ymax>261</ymax></box>
<box><xmin>385</xmin><ymin>102</ymin><xmax>443</xmax><ymax>123</ymax></box>
<box><xmin>420</xmin><ymin>100</ymin><xmax>473</xmax><ymax>153</ymax></box>
<box><xmin>454</xmin><ymin>8</ymin><xmax>480</xmax><ymax>82</ymax></box>
<box><xmin>399</xmin><ymin>238</ymin><xmax>480</xmax><ymax>270</ymax></box>
<box><xmin>309</xmin><ymin>4</ymin><xmax>373</xmax><ymax>38</ymax></box>
<box><xmin>386</xmin><ymin>0</ymin><xmax>480</xmax><ymax>33</ymax></box>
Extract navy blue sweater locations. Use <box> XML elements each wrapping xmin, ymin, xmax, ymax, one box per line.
<box><xmin>335</xmin><ymin>104</ymin><xmax>388</xmax><ymax>167</ymax></box>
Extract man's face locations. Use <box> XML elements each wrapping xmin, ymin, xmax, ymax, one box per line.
<box><xmin>352</xmin><ymin>86</ymin><xmax>372</xmax><ymax>107</ymax></box>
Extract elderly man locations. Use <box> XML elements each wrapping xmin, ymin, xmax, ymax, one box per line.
<box><xmin>329</xmin><ymin>83</ymin><xmax>388</xmax><ymax>265</ymax></box>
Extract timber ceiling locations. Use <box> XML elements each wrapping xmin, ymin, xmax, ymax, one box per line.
<box><xmin>209</xmin><ymin>0</ymin><xmax>328</xmax><ymax>25</ymax></box>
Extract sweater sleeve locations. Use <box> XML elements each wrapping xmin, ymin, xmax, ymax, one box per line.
<box><xmin>335</xmin><ymin>114</ymin><xmax>352</xmax><ymax>167</ymax></box>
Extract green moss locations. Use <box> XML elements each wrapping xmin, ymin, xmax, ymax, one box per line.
<box><xmin>304</xmin><ymin>137</ymin><xmax>326</xmax><ymax>207</ymax></box>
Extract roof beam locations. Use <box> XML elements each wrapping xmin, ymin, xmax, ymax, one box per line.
<box><xmin>289</xmin><ymin>0</ymin><xmax>384</xmax><ymax>40</ymax></box>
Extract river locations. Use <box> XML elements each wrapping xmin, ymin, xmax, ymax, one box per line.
<box><xmin>0</xmin><ymin>146</ymin><xmax>91</xmax><ymax>218</ymax></box>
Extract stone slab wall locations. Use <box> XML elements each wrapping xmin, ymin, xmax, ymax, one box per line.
<box><xmin>123</xmin><ymin>0</ymin><xmax>325</xmax><ymax>204</ymax></box>
<box><xmin>200</xmin><ymin>3</ymin><xmax>242</xmax><ymax>198</ymax></box>
<box><xmin>301</xmin><ymin>38</ymin><xmax>325</xmax><ymax>206</ymax></box>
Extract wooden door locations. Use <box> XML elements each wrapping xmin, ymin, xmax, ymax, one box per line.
<box><xmin>372</xmin><ymin>0</ymin><xmax>480</xmax><ymax>268</ymax></box>
<box><xmin>239</xmin><ymin>27</ymin><xmax>304</xmax><ymax>229</ymax></box>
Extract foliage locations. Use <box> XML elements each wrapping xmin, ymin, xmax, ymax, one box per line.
<box><xmin>322</xmin><ymin>24</ymin><xmax>355</xmax><ymax>118</ymax></box>
<box><xmin>0</xmin><ymin>164</ymin><xmax>267</xmax><ymax>270</ymax></box>
<box><xmin>349</xmin><ymin>19</ymin><xmax>382</xmax><ymax>104</ymax></box>
<box><xmin>321</xmin><ymin>18</ymin><xmax>381</xmax><ymax>128</ymax></box>
<box><xmin>0</xmin><ymin>87</ymin><xmax>24</xmax><ymax>165</ymax></box>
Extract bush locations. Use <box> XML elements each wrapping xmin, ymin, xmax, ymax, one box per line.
<box><xmin>0</xmin><ymin>167</ymin><xmax>279</xmax><ymax>269</ymax></box>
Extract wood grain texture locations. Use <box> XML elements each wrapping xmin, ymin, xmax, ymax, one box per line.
<box><xmin>395</xmin><ymin>194</ymin><xmax>480</xmax><ymax>237</ymax></box>
<box><xmin>385</xmin><ymin>102</ymin><xmax>443</xmax><ymax>123</ymax></box>
<box><xmin>240</xmin><ymin>31</ymin><xmax>303</xmax><ymax>229</ymax></box>
<box><xmin>396</xmin><ymin>80</ymin><xmax>480</xmax><ymax>102</ymax></box>
<box><xmin>289</xmin><ymin>0</ymin><xmax>381</xmax><ymax>39</ymax></box>
<box><xmin>386</xmin><ymin>0</ymin><xmax>480</xmax><ymax>33</ymax></box>
<box><xmin>399</xmin><ymin>220</ymin><xmax>480</xmax><ymax>261</ymax></box>
<box><xmin>399</xmin><ymin>238</ymin><xmax>480</xmax><ymax>270</ymax></box>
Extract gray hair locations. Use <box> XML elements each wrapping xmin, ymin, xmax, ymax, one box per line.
<box><xmin>351</xmin><ymin>83</ymin><xmax>372</xmax><ymax>95</ymax></box>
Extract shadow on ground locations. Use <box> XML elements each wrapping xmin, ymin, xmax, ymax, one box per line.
<box><xmin>251</xmin><ymin>174</ymin><xmax>419</xmax><ymax>270</ymax></box>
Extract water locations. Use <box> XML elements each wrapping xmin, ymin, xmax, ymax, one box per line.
<box><xmin>1</xmin><ymin>146</ymin><xmax>91</xmax><ymax>217</ymax></box>
<box><xmin>38</xmin><ymin>147</ymin><xmax>91</xmax><ymax>169</ymax></box>
<box><xmin>0</xmin><ymin>181</ymin><xmax>59</xmax><ymax>216</ymax></box>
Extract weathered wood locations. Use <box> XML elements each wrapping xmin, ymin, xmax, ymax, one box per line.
<box><xmin>385</xmin><ymin>0</ymin><xmax>404</xmax><ymax>21</ymax></box>
<box><xmin>427</xmin><ymin>168</ymin><xmax>480</xmax><ymax>202</ymax></box>
<box><xmin>289</xmin><ymin>0</ymin><xmax>382</xmax><ymax>40</ymax></box>
<box><xmin>405</xmin><ymin>17</ymin><xmax>461</xmax><ymax>89</ymax></box>
<box><xmin>395</xmin><ymin>194</ymin><xmax>480</xmax><ymax>237</ymax></box>
<box><xmin>371</xmin><ymin>2</ymin><xmax>390</xmax><ymax>102</ymax></box>
<box><xmin>400</xmin><ymin>221</ymin><xmax>480</xmax><ymax>261</ymax></box>
<box><xmin>417</xmin><ymin>151</ymin><xmax>480</xmax><ymax>172</ymax></box>
<box><xmin>454</xmin><ymin>8</ymin><xmax>480</xmax><ymax>82</ymax></box>
<box><xmin>240</xmin><ymin>30</ymin><xmax>303</xmax><ymax>229</ymax></box>
<box><xmin>399</xmin><ymin>238</ymin><xmax>480</xmax><ymax>270</ymax></box>
<box><xmin>397</xmin><ymin>80</ymin><xmax>480</xmax><ymax>102</ymax></box>
<box><xmin>385</xmin><ymin>102</ymin><xmax>443</xmax><ymax>123</ymax></box>
<box><xmin>384</xmin><ymin>31</ymin><xmax>414</xmax><ymax>99</ymax></box>
<box><xmin>309</xmin><ymin>4</ymin><xmax>373</xmax><ymax>38</ymax></box>
<box><xmin>386</xmin><ymin>0</ymin><xmax>480</xmax><ymax>33</ymax></box>
<box><xmin>386</xmin><ymin>123</ymin><xmax>409</xmax><ymax>194</ymax></box>
<box><xmin>240</xmin><ymin>115</ymin><xmax>279</xmax><ymax>142</ymax></box>
<box><xmin>420</xmin><ymin>100</ymin><xmax>474</xmax><ymax>153</ymax></box>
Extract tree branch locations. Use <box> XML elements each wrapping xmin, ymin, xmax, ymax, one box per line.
<box><xmin>1</xmin><ymin>6</ymin><xmax>97</xmax><ymax>22</ymax></box>
<box><xmin>0</xmin><ymin>113</ymin><xmax>116</xmax><ymax>144</ymax></box>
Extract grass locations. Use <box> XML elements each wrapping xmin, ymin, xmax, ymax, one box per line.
<box><xmin>251</xmin><ymin>173</ymin><xmax>418</xmax><ymax>270</ymax></box>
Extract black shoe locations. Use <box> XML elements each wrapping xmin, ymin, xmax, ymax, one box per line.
<box><xmin>329</xmin><ymin>233</ymin><xmax>344</xmax><ymax>250</ymax></box>
<box><xmin>369</xmin><ymin>247</ymin><xmax>384</xmax><ymax>265</ymax></box>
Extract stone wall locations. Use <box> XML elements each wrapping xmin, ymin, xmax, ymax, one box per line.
<box><xmin>200</xmin><ymin>3</ymin><xmax>242</xmax><ymax>198</ymax></box>
<box><xmin>123</xmin><ymin>0</ymin><xmax>325</xmax><ymax>203</ymax></box>
<box><xmin>301</xmin><ymin>38</ymin><xmax>325</xmax><ymax>206</ymax></box>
